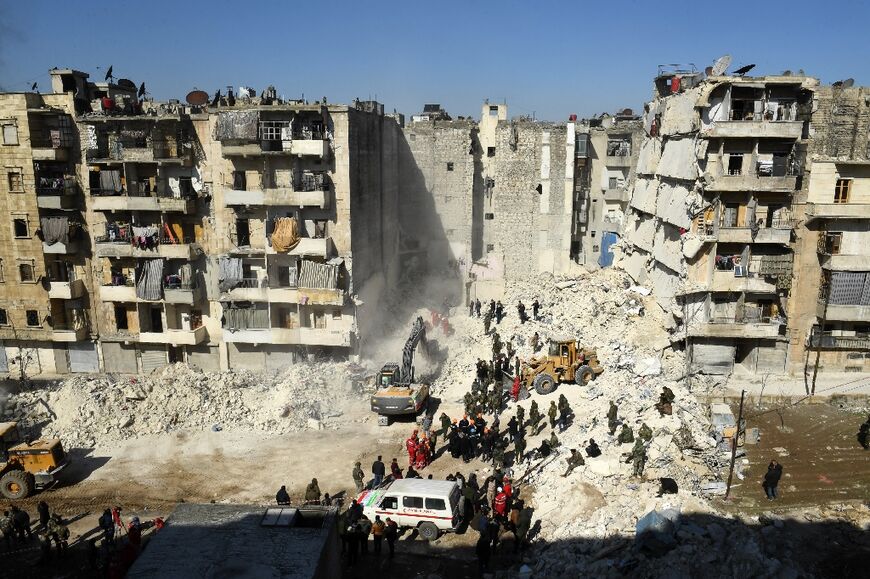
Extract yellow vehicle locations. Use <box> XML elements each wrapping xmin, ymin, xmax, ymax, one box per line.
<box><xmin>371</xmin><ymin>316</ymin><xmax>431</xmax><ymax>425</ymax></box>
<box><xmin>520</xmin><ymin>338</ymin><xmax>603</xmax><ymax>395</ymax></box>
<box><xmin>0</xmin><ymin>422</ymin><xmax>69</xmax><ymax>500</ymax></box>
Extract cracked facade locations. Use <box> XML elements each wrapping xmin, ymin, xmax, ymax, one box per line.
<box><xmin>619</xmin><ymin>68</ymin><xmax>870</xmax><ymax>375</ymax></box>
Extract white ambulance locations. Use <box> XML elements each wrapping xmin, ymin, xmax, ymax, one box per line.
<box><xmin>356</xmin><ymin>478</ymin><xmax>462</xmax><ymax>541</ymax></box>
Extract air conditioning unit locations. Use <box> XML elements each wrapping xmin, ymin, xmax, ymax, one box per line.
<box><xmin>733</xmin><ymin>265</ymin><xmax>745</xmax><ymax>277</ymax></box>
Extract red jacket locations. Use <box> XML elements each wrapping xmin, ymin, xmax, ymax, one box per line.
<box><xmin>511</xmin><ymin>377</ymin><xmax>521</xmax><ymax>401</ymax></box>
<box><xmin>406</xmin><ymin>437</ymin><xmax>418</xmax><ymax>455</ymax></box>
<box><xmin>493</xmin><ymin>492</ymin><xmax>508</xmax><ymax>515</ymax></box>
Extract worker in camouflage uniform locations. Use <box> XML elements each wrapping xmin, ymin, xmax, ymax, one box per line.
<box><xmin>628</xmin><ymin>439</ymin><xmax>647</xmax><ymax>477</ymax></box>
<box><xmin>492</xmin><ymin>332</ymin><xmax>502</xmax><ymax>359</ymax></box>
<box><xmin>439</xmin><ymin>412</ymin><xmax>452</xmax><ymax>436</ymax></box>
<box><xmin>44</xmin><ymin>514</ymin><xmax>69</xmax><ymax>554</ymax></box>
<box><xmin>514</xmin><ymin>434</ymin><xmax>527</xmax><ymax>465</ymax></box>
<box><xmin>464</xmin><ymin>392</ymin><xmax>475</xmax><ymax>415</ymax></box>
<box><xmin>607</xmin><ymin>401</ymin><xmax>619</xmax><ymax>435</ymax></box>
<box><xmin>483</xmin><ymin>309</ymin><xmax>493</xmax><ymax>335</ymax></box>
<box><xmin>549</xmin><ymin>430</ymin><xmax>560</xmax><ymax>450</ymax></box>
<box><xmin>548</xmin><ymin>401</ymin><xmax>558</xmax><ymax>430</ymax></box>
<box><xmin>655</xmin><ymin>386</ymin><xmax>675</xmax><ymax>416</ymax></box>
<box><xmin>528</xmin><ymin>400</ymin><xmax>542</xmax><ymax>434</ymax></box>
<box><xmin>304</xmin><ymin>478</ymin><xmax>321</xmax><ymax>503</ymax></box>
<box><xmin>617</xmin><ymin>424</ymin><xmax>635</xmax><ymax>444</ymax></box>
<box><xmin>516</xmin><ymin>406</ymin><xmax>525</xmax><ymax>431</ymax></box>
<box><xmin>352</xmin><ymin>462</ymin><xmax>365</xmax><ymax>492</ymax></box>
<box><xmin>562</xmin><ymin>449</ymin><xmax>585</xmax><ymax>477</ymax></box>
<box><xmin>638</xmin><ymin>423</ymin><xmax>653</xmax><ymax>442</ymax></box>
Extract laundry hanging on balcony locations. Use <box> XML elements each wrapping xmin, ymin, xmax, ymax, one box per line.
<box><xmin>270</xmin><ymin>217</ymin><xmax>301</xmax><ymax>253</ymax></box>
<box><xmin>298</xmin><ymin>259</ymin><xmax>339</xmax><ymax>289</ymax></box>
<box><xmin>136</xmin><ymin>258</ymin><xmax>164</xmax><ymax>301</ymax></box>
<box><xmin>40</xmin><ymin>216</ymin><xmax>70</xmax><ymax>245</ymax></box>
<box><xmin>131</xmin><ymin>226</ymin><xmax>159</xmax><ymax>249</ymax></box>
<box><xmin>99</xmin><ymin>169</ymin><xmax>123</xmax><ymax>194</ymax></box>
<box><xmin>223</xmin><ymin>304</ymin><xmax>269</xmax><ymax>331</ymax></box>
<box><xmin>218</xmin><ymin>257</ymin><xmax>243</xmax><ymax>292</ymax></box>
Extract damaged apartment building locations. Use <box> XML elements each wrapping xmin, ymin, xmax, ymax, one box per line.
<box><xmin>619</xmin><ymin>64</ymin><xmax>870</xmax><ymax>375</ymax></box>
<box><xmin>399</xmin><ymin>102</ymin><xmax>640</xmax><ymax>301</ymax></box>
<box><xmin>0</xmin><ymin>68</ymin><xmax>402</xmax><ymax>375</ymax></box>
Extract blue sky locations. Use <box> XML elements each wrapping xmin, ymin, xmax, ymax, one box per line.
<box><xmin>1</xmin><ymin>0</ymin><xmax>868</xmax><ymax>121</ymax></box>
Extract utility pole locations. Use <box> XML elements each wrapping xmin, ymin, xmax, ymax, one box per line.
<box><xmin>725</xmin><ymin>389</ymin><xmax>745</xmax><ymax>500</ymax></box>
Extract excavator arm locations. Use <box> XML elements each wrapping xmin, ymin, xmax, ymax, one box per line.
<box><xmin>400</xmin><ymin>316</ymin><xmax>427</xmax><ymax>384</ymax></box>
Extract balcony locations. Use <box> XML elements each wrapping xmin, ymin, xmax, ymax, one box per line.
<box><xmin>94</xmin><ymin>238</ymin><xmax>201</xmax><ymax>260</ymax></box>
<box><xmin>711</xmin><ymin>270</ymin><xmax>777</xmax><ymax>293</ymax></box>
<box><xmin>99</xmin><ymin>283</ymin><xmax>137</xmax><ymax>302</ymax></box>
<box><xmin>603</xmin><ymin>188</ymin><xmax>630</xmax><ymax>203</ymax></box>
<box><xmin>48</xmin><ymin>279</ymin><xmax>85</xmax><ymax>300</ymax></box>
<box><xmin>221</xmin><ymin>327</ymin><xmax>272</xmax><ymax>343</ymax></box>
<box><xmin>705</xmin><ymin>120</ymin><xmax>803</xmax><ymax>139</ymax></box>
<box><xmin>687</xmin><ymin>319</ymin><xmax>782</xmax><ymax>339</ymax></box>
<box><xmin>90</xmin><ymin>191</ymin><xmax>196</xmax><ymax>213</ymax></box>
<box><xmin>266</xmin><ymin>237</ymin><xmax>330</xmax><ymax>257</ymax></box>
<box><xmin>267</xmin><ymin>286</ymin><xmax>299</xmax><ymax>303</ymax></box>
<box><xmin>706</xmin><ymin>174</ymin><xmax>798</xmax><ymax>192</ymax></box>
<box><xmin>264</xmin><ymin>187</ymin><xmax>328</xmax><ymax>208</ymax></box>
<box><xmin>0</xmin><ymin>327</ymin><xmax>52</xmax><ymax>341</ymax></box>
<box><xmin>808</xmin><ymin>329</ymin><xmax>870</xmax><ymax>350</ymax></box>
<box><xmin>804</xmin><ymin>202</ymin><xmax>870</xmax><ymax>224</ymax></box>
<box><xmin>223</xmin><ymin>188</ymin><xmax>265</xmax><ymax>206</ymax></box>
<box><xmin>298</xmin><ymin>327</ymin><xmax>352</xmax><ymax>347</ymax></box>
<box><xmin>820</xmin><ymin>253</ymin><xmax>867</xmax><ymax>272</ymax></box>
<box><xmin>51</xmin><ymin>324</ymin><xmax>88</xmax><ymax>342</ymax></box>
<box><xmin>139</xmin><ymin>326</ymin><xmax>207</xmax><ymax>346</ymax></box>
<box><xmin>43</xmin><ymin>240</ymin><xmax>79</xmax><ymax>255</ymax></box>
<box><xmin>298</xmin><ymin>287</ymin><xmax>345</xmax><ymax>306</ymax></box>
<box><xmin>163</xmin><ymin>281</ymin><xmax>203</xmax><ymax>305</ymax></box>
<box><xmin>36</xmin><ymin>184</ymin><xmax>79</xmax><ymax>210</ymax></box>
<box><xmin>89</xmin><ymin>143</ymin><xmax>192</xmax><ymax>166</ymax></box>
<box><xmin>222</xmin><ymin>278</ymin><xmax>269</xmax><ymax>301</ymax></box>
<box><xmin>221</xmin><ymin>139</ymin><xmax>328</xmax><ymax>158</ymax></box>
<box><xmin>31</xmin><ymin>146</ymin><xmax>69</xmax><ymax>162</ymax></box>
<box><xmin>290</xmin><ymin>139</ymin><xmax>328</xmax><ymax>157</ymax></box>
<box><xmin>817</xmin><ymin>302</ymin><xmax>870</xmax><ymax>322</ymax></box>
<box><xmin>717</xmin><ymin>226</ymin><xmax>792</xmax><ymax>245</ymax></box>
<box><xmin>605</xmin><ymin>155</ymin><xmax>633</xmax><ymax>168</ymax></box>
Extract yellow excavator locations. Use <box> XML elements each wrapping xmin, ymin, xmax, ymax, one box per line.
<box><xmin>514</xmin><ymin>338</ymin><xmax>604</xmax><ymax>396</ymax></box>
<box><xmin>370</xmin><ymin>316</ymin><xmax>431</xmax><ymax>425</ymax></box>
<box><xmin>0</xmin><ymin>422</ymin><xmax>70</xmax><ymax>499</ymax></box>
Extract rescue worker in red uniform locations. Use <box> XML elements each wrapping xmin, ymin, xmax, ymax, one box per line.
<box><xmin>406</xmin><ymin>430</ymin><xmax>419</xmax><ymax>466</ymax></box>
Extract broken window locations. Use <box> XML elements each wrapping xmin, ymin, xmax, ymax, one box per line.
<box><xmin>727</xmin><ymin>155</ymin><xmax>743</xmax><ymax>175</ymax></box>
<box><xmin>722</xmin><ymin>204</ymin><xmax>740</xmax><ymax>228</ymax></box>
<box><xmin>235</xmin><ymin>219</ymin><xmax>250</xmax><ymax>246</ymax></box>
<box><xmin>2</xmin><ymin>122</ymin><xmax>18</xmax><ymax>145</ymax></box>
<box><xmin>823</xmin><ymin>232</ymin><xmax>842</xmax><ymax>255</ymax></box>
<box><xmin>0</xmin><ymin>309</ymin><xmax>6</xmax><ymax>325</ymax></box>
<box><xmin>332</xmin><ymin>309</ymin><xmax>342</xmax><ymax>320</ymax></box>
<box><xmin>18</xmin><ymin>262</ymin><xmax>34</xmax><ymax>282</ymax></box>
<box><xmin>834</xmin><ymin>179</ymin><xmax>851</xmax><ymax>203</ymax></box>
<box><xmin>447</xmin><ymin>162</ymin><xmax>454</xmax><ymax>171</ymax></box>
<box><xmin>25</xmin><ymin>310</ymin><xmax>39</xmax><ymax>327</ymax></box>
<box><xmin>606</xmin><ymin>138</ymin><xmax>631</xmax><ymax>156</ymax></box>
<box><xmin>313</xmin><ymin>311</ymin><xmax>326</xmax><ymax>329</ymax></box>
<box><xmin>487</xmin><ymin>147</ymin><xmax>496</xmax><ymax>157</ymax></box>
<box><xmin>7</xmin><ymin>170</ymin><xmax>22</xmax><ymax>192</ymax></box>
<box><xmin>232</xmin><ymin>171</ymin><xmax>247</xmax><ymax>191</ymax></box>
<box><xmin>484</xmin><ymin>213</ymin><xmax>494</xmax><ymax>220</ymax></box>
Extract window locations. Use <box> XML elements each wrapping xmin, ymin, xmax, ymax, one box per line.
<box><xmin>834</xmin><ymin>179</ymin><xmax>852</xmax><ymax>203</ymax></box>
<box><xmin>13</xmin><ymin>217</ymin><xmax>28</xmax><ymax>238</ymax></box>
<box><xmin>409</xmin><ymin>134</ymin><xmax>416</xmax><ymax>141</ymax></box>
<box><xmin>727</xmin><ymin>155</ymin><xmax>743</xmax><ymax>175</ymax></box>
<box><xmin>18</xmin><ymin>263</ymin><xmax>34</xmax><ymax>282</ymax></box>
<box><xmin>593</xmin><ymin>245</ymin><xmax>600</xmax><ymax>252</ymax></box>
<box><xmin>25</xmin><ymin>310</ymin><xmax>39</xmax><ymax>327</ymax></box>
<box><xmin>332</xmin><ymin>309</ymin><xmax>342</xmax><ymax>320</ymax></box>
<box><xmin>379</xmin><ymin>496</ymin><xmax>398</xmax><ymax>510</ymax></box>
<box><xmin>0</xmin><ymin>309</ymin><xmax>7</xmax><ymax>325</ymax></box>
<box><xmin>486</xmin><ymin>244</ymin><xmax>494</xmax><ymax>252</ymax></box>
<box><xmin>608</xmin><ymin>177</ymin><xmax>618</xmax><ymax>189</ymax></box>
<box><xmin>425</xmin><ymin>498</ymin><xmax>446</xmax><ymax>511</ymax></box>
<box><xmin>591</xmin><ymin>231</ymin><xmax>597</xmax><ymax>238</ymax></box>
<box><xmin>7</xmin><ymin>170</ymin><xmax>23</xmax><ymax>192</ymax></box>
<box><xmin>2</xmin><ymin>122</ymin><xmax>18</xmax><ymax>145</ymax></box>
<box><xmin>402</xmin><ymin>496</ymin><xmax>424</xmax><ymax>509</ymax></box>
<box><xmin>484</xmin><ymin>213</ymin><xmax>494</xmax><ymax>220</ymax></box>
<box><xmin>824</xmin><ymin>232</ymin><xmax>842</xmax><ymax>255</ymax></box>
<box><xmin>487</xmin><ymin>147</ymin><xmax>496</xmax><ymax>157</ymax></box>
<box><xmin>232</xmin><ymin>171</ymin><xmax>246</xmax><ymax>191</ymax></box>
<box><xmin>489</xmin><ymin>106</ymin><xmax>499</xmax><ymax>116</ymax></box>
<box><xmin>313</xmin><ymin>311</ymin><xmax>326</xmax><ymax>329</ymax></box>
<box><xmin>446</xmin><ymin>162</ymin><xmax>454</xmax><ymax>171</ymax></box>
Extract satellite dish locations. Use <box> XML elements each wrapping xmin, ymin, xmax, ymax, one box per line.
<box><xmin>117</xmin><ymin>78</ymin><xmax>136</xmax><ymax>90</ymax></box>
<box><xmin>186</xmin><ymin>90</ymin><xmax>209</xmax><ymax>106</ymax></box>
<box><xmin>843</xmin><ymin>78</ymin><xmax>855</xmax><ymax>88</ymax></box>
<box><xmin>711</xmin><ymin>55</ymin><xmax>732</xmax><ymax>77</ymax></box>
<box><xmin>704</xmin><ymin>66</ymin><xmax>713</xmax><ymax>77</ymax></box>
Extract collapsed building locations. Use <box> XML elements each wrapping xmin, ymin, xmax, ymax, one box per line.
<box><xmin>618</xmin><ymin>64</ymin><xmax>870</xmax><ymax>375</ymax></box>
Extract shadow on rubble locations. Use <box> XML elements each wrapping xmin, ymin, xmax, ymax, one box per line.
<box><xmin>2</xmin><ymin>506</ymin><xmax>869</xmax><ymax>579</ymax></box>
<box><xmin>58</xmin><ymin>448</ymin><xmax>112</xmax><ymax>486</ymax></box>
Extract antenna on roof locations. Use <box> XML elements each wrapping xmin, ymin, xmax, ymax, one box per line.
<box><xmin>710</xmin><ymin>55</ymin><xmax>731</xmax><ymax>77</ymax></box>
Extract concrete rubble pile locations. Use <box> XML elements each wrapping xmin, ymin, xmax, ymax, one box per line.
<box><xmin>428</xmin><ymin>268</ymin><xmax>758</xmax><ymax>576</ymax></box>
<box><xmin>3</xmin><ymin>362</ymin><xmax>356</xmax><ymax>448</ymax></box>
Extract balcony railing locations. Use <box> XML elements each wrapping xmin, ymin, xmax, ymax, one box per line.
<box><xmin>809</xmin><ymin>329</ymin><xmax>870</xmax><ymax>350</ymax></box>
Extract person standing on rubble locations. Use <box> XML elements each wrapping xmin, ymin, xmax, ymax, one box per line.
<box><xmin>532</xmin><ymin>299</ymin><xmax>540</xmax><ymax>321</ymax></box>
<box><xmin>628</xmin><ymin>439</ymin><xmax>647</xmax><ymax>477</ymax></box>
<box><xmin>514</xmin><ymin>355</ymin><xmax>521</xmax><ymax>377</ymax></box>
<box><xmin>475</xmin><ymin>299</ymin><xmax>482</xmax><ymax>317</ymax></box>
<box><xmin>529</xmin><ymin>400</ymin><xmax>542</xmax><ymax>434</ymax></box>
<box><xmin>763</xmin><ymin>460</ymin><xmax>783</xmax><ymax>500</ymax></box>
<box><xmin>483</xmin><ymin>309</ymin><xmax>493</xmax><ymax>335</ymax></box>
<box><xmin>384</xmin><ymin>517</ymin><xmax>399</xmax><ymax>558</ymax></box>
<box><xmin>439</xmin><ymin>412</ymin><xmax>452</xmax><ymax>436</ymax></box>
<box><xmin>390</xmin><ymin>458</ymin><xmax>403</xmax><ymax>479</ymax></box>
<box><xmin>618</xmin><ymin>424</ymin><xmax>635</xmax><ymax>444</ymax></box>
<box><xmin>638</xmin><ymin>423</ymin><xmax>653</xmax><ymax>442</ymax></box>
<box><xmin>514</xmin><ymin>433</ymin><xmax>527</xmax><ymax>465</ymax></box>
<box><xmin>557</xmin><ymin>395</ymin><xmax>571</xmax><ymax>432</ymax></box>
<box><xmin>469</xmin><ymin>300</ymin><xmax>475</xmax><ymax>317</ymax></box>
<box><xmin>607</xmin><ymin>401</ymin><xmax>619</xmax><ymax>435</ymax></box>
<box><xmin>406</xmin><ymin>430</ymin><xmax>419</xmax><ymax>466</ymax></box>
<box><xmin>548</xmin><ymin>401</ymin><xmax>558</xmax><ymax>430</ymax></box>
<box><xmin>352</xmin><ymin>462</ymin><xmax>365</xmax><ymax>493</ymax></box>
<box><xmin>530</xmin><ymin>332</ymin><xmax>540</xmax><ymax>353</ymax></box>
<box><xmin>495</xmin><ymin>301</ymin><xmax>505</xmax><ymax>324</ymax></box>
<box><xmin>371</xmin><ymin>515</ymin><xmax>385</xmax><ymax>555</ymax></box>
<box><xmin>517</xmin><ymin>301</ymin><xmax>527</xmax><ymax>324</ymax></box>
<box><xmin>489</xmin><ymin>299</ymin><xmax>496</xmax><ymax>318</ymax></box>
